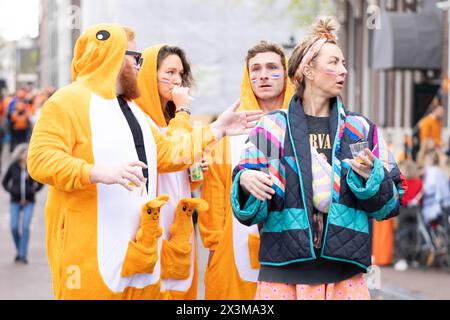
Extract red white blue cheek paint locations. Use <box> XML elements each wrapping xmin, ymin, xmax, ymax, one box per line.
<box><xmin>321</xmin><ymin>67</ymin><xmax>338</xmax><ymax>77</ymax></box>
<box><xmin>160</xmin><ymin>78</ymin><xmax>172</xmax><ymax>84</ymax></box>
<box><xmin>270</xmin><ymin>74</ymin><xmax>281</xmax><ymax>80</ymax></box>
<box><xmin>250</xmin><ymin>75</ymin><xmax>258</xmax><ymax>84</ymax></box>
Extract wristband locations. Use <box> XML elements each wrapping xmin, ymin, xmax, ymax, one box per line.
<box><xmin>176</xmin><ymin>107</ymin><xmax>192</xmax><ymax>115</ymax></box>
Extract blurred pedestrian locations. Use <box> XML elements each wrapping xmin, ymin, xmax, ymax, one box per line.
<box><xmin>9</xmin><ymin>98</ymin><xmax>31</xmax><ymax>152</ymax></box>
<box><xmin>0</xmin><ymin>94</ymin><xmax>6</xmax><ymax>175</ymax></box>
<box><xmin>422</xmin><ymin>151</ymin><xmax>450</xmax><ymax>225</ymax></box>
<box><xmin>399</xmin><ymin>159</ymin><xmax>423</xmax><ymax>208</ymax></box>
<box><xmin>2</xmin><ymin>143</ymin><xmax>43</xmax><ymax>264</ymax></box>
<box><xmin>395</xmin><ymin>159</ymin><xmax>423</xmax><ymax>270</ymax></box>
<box><xmin>29</xmin><ymin>91</ymin><xmax>49</xmax><ymax>128</ymax></box>
<box><xmin>417</xmin><ymin>138</ymin><xmax>436</xmax><ymax>171</ymax></box>
<box><xmin>418</xmin><ymin>97</ymin><xmax>445</xmax><ymax>148</ymax></box>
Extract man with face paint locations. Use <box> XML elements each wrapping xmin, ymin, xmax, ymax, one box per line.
<box><xmin>27</xmin><ymin>24</ymin><xmax>261</xmax><ymax>300</ymax></box>
<box><xmin>199</xmin><ymin>41</ymin><xmax>295</xmax><ymax>300</ymax></box>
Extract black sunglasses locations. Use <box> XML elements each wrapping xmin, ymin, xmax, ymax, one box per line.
<box><xmin>125</xmin><ymin>50</ymin><xmax>143</xmax><ymax>68</ymax></box>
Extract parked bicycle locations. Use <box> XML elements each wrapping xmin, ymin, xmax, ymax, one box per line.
<box><xmin>395</xmin><ymin>203</ymin><xmax>450</xmax><ymax>272</ymax></box>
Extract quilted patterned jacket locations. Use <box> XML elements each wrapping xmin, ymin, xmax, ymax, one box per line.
<box><xmin>231</xmin><ymin>96</ymin><xmax>407</xmax><ymax>270</ymax></box>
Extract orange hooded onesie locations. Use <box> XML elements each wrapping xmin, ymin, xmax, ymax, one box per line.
<box><xmin>199</xmin><ymin>59</ymin><xmax>295</xmax><ymax>300</ymax></box>
<box><xmin>135</xmin><ymin>44</ymin><xmax>204</xmax><ymax>300</ymax></box>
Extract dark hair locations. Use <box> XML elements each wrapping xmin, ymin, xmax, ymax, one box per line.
<box><xmin>245</xmin><ymin>41</ymin><xmax>287</xmax><ymax>73</ymax></box>
<box><xmin>157</xmin><ymin>45</ymin><xmax>194</xmax><ymax>124</ymax></box>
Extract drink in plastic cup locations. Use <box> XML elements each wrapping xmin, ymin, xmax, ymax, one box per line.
<box><xmin>189</xmin><ymin>162</ymin><xmax>204</xmax><ymax>182</ymax></box>
<box><xmin>349</xmin><ymin>141</ymin><xmax>369</xmax><ymax>164</ymax></box>
<box><xmin>128</xmin><ymin>178</ymin><xmax>147</xmax><ymax>197</ymax></box>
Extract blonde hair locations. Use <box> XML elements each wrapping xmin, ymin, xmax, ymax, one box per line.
<box><xmin>122</xmin><ymin>26</ymin><xmax>136</xmax><ymax>42</ymax></box>
<box><xmin>288</xmin><ymin>16</ymin><xmax>340</xmax><ymax>99</ymax></box>
<box><xmin>424</xmin><ymin>150</ymin><xmax>440</xmax><ymax>167</ymax></box>
<box><xmin>398</xmin><ymin>159</ymin><xmax>420</xmax><ymax>180</ymax></box>
<box><xmin>416</xmin><ymin>138</ymin><xmax>436</xmax><ymax>169</ymax></box>
<box><xmin>11</xmin><ymin>143</ymin><xmax>28</xmax><ymax>163</ymax></box>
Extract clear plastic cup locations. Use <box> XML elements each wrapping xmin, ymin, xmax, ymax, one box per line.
<box><xmin>189</xmin><ymin>162</ymin><xmax>204</xmax><ymax>182</ymax></box>
<box><xmin>349</xmin><ymin>141</ymin><xmax>369</xmax><ymax>163</ymax></box>
<box><xmin>128</xmin><ymin>178</ymin><xmax>147</xmax><ymax>197</ymax></box>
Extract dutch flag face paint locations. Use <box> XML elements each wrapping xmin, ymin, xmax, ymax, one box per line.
<box><xmin>322</xmin><ymin>67</ymin><xmax>338</xmax><ymax>77</ymax></box>
<box><xmin>160</xmin><ymin>78</ymin><xmax>172</xmax><ymax>84</ymax></box>
<box><xmin>250</xmin><ymin>75</ymin><xmax>258</xmax><ymax>84</ymax></box>
<box><xmin>270</xmin><ymin>74</ymin><xmax>281</xmax><ymax>80</ymax></box>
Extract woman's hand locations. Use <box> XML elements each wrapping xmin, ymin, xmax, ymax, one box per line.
<box><xmin>240</xmin><ymin>170</ymin><xmax>275</xmax><ymax>201</ymax></box>
<box><xmin>90</xmin><ymin>161</ymin><xmax>147</xmax><ymax>191</ymax></box>
<box><xmin>349</xmin><ymin>148</ymin><xmax>375</xmax><ymax>180</ymax></box>
<box><xmin>171</xmin><ymin>86</ymin><xmax>191</xmax><ymax>110</ymax></box>
<box><xmin>210</xmin><ymin>100</ymin><xmax>263</xmax><ymax>140</ymax></box>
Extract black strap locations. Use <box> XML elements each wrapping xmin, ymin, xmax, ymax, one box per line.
<box><xmin>117</xmin><ymin>96</ymin><xmax>149</xmax><ymax>192</ymax></box>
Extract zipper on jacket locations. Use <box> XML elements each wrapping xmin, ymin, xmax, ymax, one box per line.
<box><xmin>320</xmin><ymin>99</ymin><xmax>342</xmax><ymax>257</ymax></box>
<box><xmin>286</xmin><ymin>106</ymin><xmax>316</xmax><ymax>259</ymax></box>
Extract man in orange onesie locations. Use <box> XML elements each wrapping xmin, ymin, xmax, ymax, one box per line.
<box><xmin>199</xmin><ymin>41</ymin><xmax>295</xmax><ymax>300</ymax></box>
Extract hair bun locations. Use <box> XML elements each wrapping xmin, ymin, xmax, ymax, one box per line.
<box><xmin>310</xmin><ymin>16</ymin><xmax>340</xmax><ymax>41</ymax></box>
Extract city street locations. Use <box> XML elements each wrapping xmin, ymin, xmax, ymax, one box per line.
<box><xmin>1</xmin><ymin>0</ymin><xmax>450</xmax><ymax>303</ymax></box>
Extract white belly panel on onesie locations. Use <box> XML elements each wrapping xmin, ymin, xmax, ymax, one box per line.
<box><xmin>90</xmin><ymin>96</ymin><xmax>158</xmax><ymax>293</ymax></box>
<box><xmin>230</xmin><ymin>134</ymin><xmax>260</xmax><ymax>282</ymax></box>
<box><xmin>148</xmin><ymin>124</ymin><xmax>195</xmax><ymax>293</ymax></box>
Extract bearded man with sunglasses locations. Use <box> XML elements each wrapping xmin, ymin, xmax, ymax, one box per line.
<box><xmin>27</xmin><ymin>24</ymin><xmax>261</xmax><ymax>300</ymax></box>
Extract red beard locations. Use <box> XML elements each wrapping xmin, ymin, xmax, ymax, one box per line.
<box><xmin>119</xmin><ymin>61</ymin><xmax>141</xmax><ymax>101</ymax></box>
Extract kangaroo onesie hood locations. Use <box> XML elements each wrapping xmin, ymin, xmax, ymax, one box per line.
<box><xmin>27</xmin><ymin>24</ymin><xmax>216</xmax><ymax>300</ymax></box>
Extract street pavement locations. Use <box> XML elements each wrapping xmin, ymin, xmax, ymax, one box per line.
<box><xmin>372</xmin><ymin>266</ymin><xmax>450</xmax><ymax>300</ymax></box>
<box><xmin>1</xmin><ymin>149</ymin><xmax>450</xmax><ymax>300</ymax></box>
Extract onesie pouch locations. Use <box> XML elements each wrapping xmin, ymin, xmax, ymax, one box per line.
<box><xmin>248</xmin><ymin>233</ymin><xmax>261</xmax><ymax>269</ymax></box>
<box><xmin>121</xmin><ymin>240</ymin><xmax>158</xmax><ymax>277</ymax></box>
<box><xmin>160</xmin><ymin>239</ymin><xmax>192</xmax><ymax>280</ymax></box>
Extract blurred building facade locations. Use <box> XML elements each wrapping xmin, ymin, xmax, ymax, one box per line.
<box><xmin>80</xmin><ymin>0</ymin><xmax>305</xmax><ymax>115</ymax></box>
<box><xmin>438</xmin><ymin>1</ymin><xmax>450</xmax><ymax>130</ymax></box>
<box><xmin>37</xmin><ymin>0</ymin><xmax>305</xmax><ymax>114</ymax></box>
<box><xmin>35</xmin><ymin>0</ymin><xmax>449</xmax><ymax>151</ymax></box>
<box><xmin>334</xmin><ymin>0</ymin><xmax>446</xmax><ymax>151</ymax></box>
<box><xmin>0</xmin><ymin>37</ymin><xmax>38</xmax><ymax>93</ymax></box>
<box><xmin>0</xmin><ymin>40</ymin><xmax>17</xmax><ymax>94</ymax></box>
<box><xmin>38</xmin><ymin>0</ymin><xmax>81</xmax><ymax>89</ymax></box>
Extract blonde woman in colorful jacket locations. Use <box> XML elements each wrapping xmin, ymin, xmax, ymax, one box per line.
<box><xmin>231</xmin><ymin>17</ymin><xmax>408</xmax><ymax>300</ymax></box>
<box><xmin>199</xmin><ymin>41</ymin><xmax>295</xmax><ymax>300</ymax></box>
